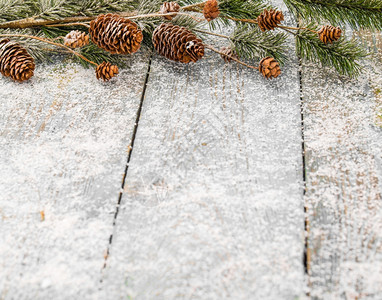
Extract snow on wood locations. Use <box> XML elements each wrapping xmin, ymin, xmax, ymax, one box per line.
<box><xmin>304</xmin><ymin>30</ymin><xmax>382</xmax><ymax>299</ymax></box>
<box><xmin>0</xmin><ymin>56</ymin><xmax>150</xmax><ymax>299</ymax></box>
<box><xmin>102</xmin><ymin>22</ymin><xmax>305</xmax><ymax>300</ymax></box>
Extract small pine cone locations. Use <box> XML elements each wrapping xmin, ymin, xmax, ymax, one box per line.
<box><xmin>96</xmin><ymin>62</ymin><xmax>119</xmax><ymax>81</ymax></box>
<box><xmin>152</xmin><ymin>23</ymin><xmax>205</xmax><ymax>64</ymax></box>
<box><xmin>89</xmin><ymin>14</ymin><xmax>143</xmax><ymax>55</ymax></box>
<box><xmin>0</xmin><ymin>39</ymin><xmax>35</xmax><ymax>82</ymax></box>
<box><xmin>203</xmin><ymin>0</ymin><xmax>220</xmax><ymax>22</ymax></box>
<box><xmin>257</xmin><ymin>9</ymin><xmax>284</xmax><ymax>31</ymax></box>
<box><xmin>160</xmin><ymin>2</ymin><xmax>181</xmax><ymax>20</ymax></box>
<box><xmin>318</xmin><ymin>25</ymin><xmax>342</xmax><ymax>44</ymax></box>
<box><xmin>220</xmin><ymin>46</ymin><xmax>239</xmax><ymax>63</ymax></box>
<box><xmin>259</xmin><ymin>57</ymin><xmax>281</xmax><ymax>79</ymax></box>
<box><xmin>64</xmin><ymin>30</ymin><xmax>89</xmax><ymax>48</ymax></box>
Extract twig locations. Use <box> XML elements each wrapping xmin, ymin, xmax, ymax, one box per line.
<box><xmin>205</xmin><ymin>44</ymin><xmax>259</xmax><ymax>70</ymax></box>
<box><xmin>45</xmin><ymin>22</ymin><xmax>90</xmax><ymax>28</ymax></box>
<box><xmin>182</xmin><ymin>2</ymin><xmax>206</xmax><ymax>11</ymax></box>
<box><xmin>0</xmin><ymin>34</ymin><xmax>98</xmax><ymax>66</ymax></box>
<box><xmin>224</xmin><ymin>16</ymin><xmax>318</xmax><ymax>34</ymax></box>
<box><xmin>128</xmin><ymin>12</ymin><xmax>204</xmax><ymax>22</ymax></box>
<box><xmin>193</xmin><ymin>28</ymin><xmax>230</xmax><ymax>39</ymax></box>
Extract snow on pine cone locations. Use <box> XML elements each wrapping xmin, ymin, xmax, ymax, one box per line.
<box><xmin>259</xmin><ymin>56</ymin><xmax>281</xmax><ymax>79</ymax></box>
<box><xmin>64</xmin><ymin>30</ymin><xmax>89</xmax><ymax>48</ymax></box>
<box><xmin>89</xmin><ymin>14</ymin><xmax>143</xmax><ymax>55</ymax></box>
<box><xmin>96</xmin><ymin>62</ymin><xmax>119</xmax><ymax>81</ymax></box>
<box><xmin>318</xmin><ymin>25</ymin><xmax>342</xmax><ymax>44</ymax></box>
<box><xmin>0</xmin><ymin>39</ymin><xmax>35</xmax><ymax>82</ymax></box>
<box><xmin>159</xmin><ymin>2</ymin><xmax>180</xmax><ymax>20</ymax></box>
<box><xmin>152</xmin><ymin>23</ymin><xmax>205</xmax><ymax>63</ymax></box>
<box><xmin>256</xmin><ymin>9</ymin><xmax>284</xmax><ymax>31</ymax></box>
<box><xmin>203</xmin><ymin>0</ymin><xmax>220</xmax><ymax>22</ymax></box>
<box><xmin>220</xmin><ymin>46</ymin><xmax>239</xmax><ymax>63</ymax></box>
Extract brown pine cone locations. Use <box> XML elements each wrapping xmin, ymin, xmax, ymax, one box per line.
<box><xmin>96</xmin><ymin>62</ymin><xmax>119</xmax><ymax>81</ymax></box>
<box><xmin>0</xmin><ymin>39</ymin><xmax>35</xmax><ymax>82</ymax></box>
<box><xmin>89</xmin><ymin>14</ymin><xmax>143</xmax><ymax>55</ymax></box>
<box><xmin>152</xmin><ymin>23</ymin><xmax>205</xmax><ymax>63</ymax></box>
<box><xmin>257</xmin><ymin>9</ymin><xmax>284</xmax><ymax>31</ymax></box>
<box><xmin>203</xmin><ymin>0</ymin><xmax>220</xmax><ymax>22</ymax></box>
<box><xmin>220</xmin><ymin>46</ymin><xmax>239</xmax><ymax>63</ymax></box>
<box><xmin>159</xmin><ymin>2</ymin><xmax>181</xmax><ymax>20</ymax></box>
<box><xmin>64</xmin><ymin>30</ymin><xmax>90</xmax><ymax>48</ymax></box>
<box><xmin>259</xmin><ymin>57</ymin><xmax>281</xmax><ymax>79</ymax></box>
<box><xmin>318</xmin><ymin>25</ymin><xmax>342</xmax><ymax>44</ymax></box>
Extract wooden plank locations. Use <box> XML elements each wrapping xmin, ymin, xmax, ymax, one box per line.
<box><xmin>304</xmin><ymin>30</ymin><xmax>382</xmax><ymax>299</ymax></box>
<box><xmin>0</xmin><ymin>55</ymin><xmax>150</xmax><ymax>299</ymax></box>
<box><xmin>102</xmin><ymin>15</ymin><xmax>305</xmax><ymax>300</ymax></box>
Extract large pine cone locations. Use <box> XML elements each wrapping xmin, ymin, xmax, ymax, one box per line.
<box><xmin>96</xmin><ymin>62</ymin><xmax>119</xmax><ymax>81</ymax></box>
<box><xmin>160</xmin><ymin>2</ymin><xmax>180</xmax><ymax>20</ymax></box>
<box><xmin>257</xmin><ymin>9</ymin><xmax>284</xmax><ymax>31</ymax></box>
<box><xmin>152</xmin><ymin>23</ymin><xmax>205</xmax><ymax>63</ymax></box>
<box><xmin>318</xmin><ymin>25</ymin><xmax>342</xmax><ymax>44</ymax></box>
<box><xmin>64</xmin><ymin>30</ymin><xmax>89</xmax><ymax>48</ymax></box>
<box><xmin>0</xmin><ymin>39</ymin><xmax>35</xmax><ymax>82</ymax></box>
<box><xmin>259</xmin><ymin>57</ymin><xmax>281</xmax><ymax>79</ymax></box>
<box><xmin>203</xmin><ymin>0</ymin><xmax>220</xmax><ymax>22</ymax></box>
<box><xmin>220</xmin><ymin>46</ymin><xmax>239</xmax><ymax>63</ymax></box>
<box><xmin>89</xmin><ymin>14</ymin><xmax>143</xmax><ymax>55</ymax></box>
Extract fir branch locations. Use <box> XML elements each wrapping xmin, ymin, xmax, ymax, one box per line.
<box><xmin>0</xmin><ymin>28</ymin><xmax>51</xmax><ymax>61</ymax></box>
<box><xmin>284</xmin><ymin>0</ymin><xmax>382</xmax><ymax>31</ymax></box>
<box><xmin>295</xmin><ymin>23</ymin><xmax>368</xmax><ymax>77</ymax></box>
<box><xmin>76</xmin><ymin>43</ymin><xmax>128</xmax><ymax>67</ymax></box>
<box><xmin>231</xmin><ymin>24</ymin><xmax>288</xmax><ymax>64</ymax></box>
<box><xmin>0</xmin><ymin>0</ymin><xmax>32</xmax><ymax>22</ymax></box>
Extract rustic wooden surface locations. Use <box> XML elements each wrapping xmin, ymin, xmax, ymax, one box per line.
<box><xmin>1</xmin><ymin>9</ymin><xmax>382</xmax><ymax>300</ymax></box>
<box><xmin>101</xmin><ymin>15</ymin><xmax>305</xmax><ymax>300</ymax></box>
<box><xmin>0</xmin><ymin>56</ymin><xmax>150</xmax><ymax>299</ymax></box>
<box><xmin>304</xmin><ymin>31</ymin><xmax>382</xmax><ymax>299</ymax></box>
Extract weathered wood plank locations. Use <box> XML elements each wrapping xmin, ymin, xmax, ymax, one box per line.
<box><xmin>102</xmin><ymin>16</ymin><xmax>305</xmax><ymax>300</ymax></box>
<box><xmin>0</xmin><ymin>55</ymin><xmax>150</xmax><ymax>299</ymax></box>
<box><xmin>304</xmin><ymin>31</ymin><xmax>382</xmax><ymax>299</ymax></box>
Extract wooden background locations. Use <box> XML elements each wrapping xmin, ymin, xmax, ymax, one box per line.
<box><xmin>1</xmin><ymin>3</ymin><xmax>382</xmax><ymax>300</ymax></box>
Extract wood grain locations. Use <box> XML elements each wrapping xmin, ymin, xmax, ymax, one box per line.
<box><xmin>303</xmin><ymin>31</ymin><xmax>382</xmax><ymax>299</ymax></box>
<box><xmin>102</xmin><ymin>19</ymin><xmax>305</xmax><ymax>300</ymax></box>
<box><xmin>0</xmin><ymin>55</ymin><xmax>150</xmax><ymax>299</ymax></box>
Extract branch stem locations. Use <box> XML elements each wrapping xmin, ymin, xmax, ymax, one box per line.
<box><xmin>193</xmin><ymin>28</ymin><xmax>230</xmax><ymax>39</ymax></box>
<box><xmin>45</xmin><ymin>22</ymin><xmax>90</xmax><ymax>28</ymax></box>
<box><xmin>182</xmin><ymin>2</ymin><xmax>206</xmax><ymax>11</ymax></box>
<box><xmin>0</xmin><ymin>34</ymin><xmax>98</xmax><ymax>66</ymax></box>
<box><xmin>205</xmin><ymin>44</ymin><xmax>259</xmax><ymax>70</ymax></box>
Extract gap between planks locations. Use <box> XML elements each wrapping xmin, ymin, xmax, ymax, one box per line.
<box><xmin>102</xmin><ymin>56</ymin><xmax>153</xmax><ymax>271</ymax></box>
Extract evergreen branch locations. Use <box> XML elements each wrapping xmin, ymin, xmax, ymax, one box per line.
<box><xmin>205</xmin><ymin>44</ymin><xmax>259</xmax><ymax>69</ymax></box>
<box><xmin>284</xmin><ymin>0</ymin><xmax>382</xmax><ymax>30</ymax></box>
<box><xmin>0</xmin><ymin>0</ymin><xmax>32</xmax><ymax>22</ymax></box>
<box><xmin>231</xmin><ymin>24</ymin><xmax>288</xmax><ymax>64</ymax></box>
<box><xmin>0</xmin><ymin>28</ymin><xmax>51</xmax><ymax>62</ymax></box>
<box><xmin>295</xmin><ymin>23</ymin><xmax>368</xmax><ymax>76</ymax></box>
<box><xmin>0</xmin><ymin>32</ymin><xmax>98</xmax><ymax>66</ymax></box>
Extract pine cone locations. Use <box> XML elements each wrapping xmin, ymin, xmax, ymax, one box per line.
<box><xmin>257</xmin><ymin>9</ymin><xmax>284</xmax><ymax>31</ymax></box>
<box><xmin>259</xmin><ymin>57</ymin><xmax>281</xmax><ymax>79</ymax></box>
<box><xmin>160</xmin><ymin>2</ymin><xmax>180</xmax><ymax>20</ymax></box>
<box><xmin>203</xmin><ymin>0</ymin><xmax>220</xmax><ymax>22</ymax></box>
<box><xmin>89</xmin><ymin>14</ymin><xmax>143</xmax><ymax>55</ymax></box>
<box><xmin>0</xmin><ymin>39</ymin><xmax>35</xmax><ymax>82</ymax></box>
<box><xmin>64</xmin><ymin>30</ymin><xmax>90</xmax><ymax>48</ymax></box>
<box><xmin>152</xmin><ymin>23</ymin><xmax>205</xmax><ymax>63</ymax></box>
<box><xmin>318</xmin><ymin>25</ymin><xmax>342</xmax><ymax>44</ymax></box>
<box><xmin>96</xmin><ymin>62</ymin><xmax>119</xmax><ymax>81</ymax></box>
<box><xmin>220</xmin><ymin>46</ymin><xmax>239</xmax><ymax>63</ymax></box>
